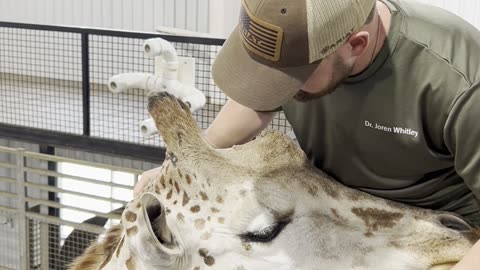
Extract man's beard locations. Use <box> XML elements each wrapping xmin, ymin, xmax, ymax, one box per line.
<box><xmin>294</xmin><ymin>56</ymin><xmax>354</xmax><ymax>102</ymax></box>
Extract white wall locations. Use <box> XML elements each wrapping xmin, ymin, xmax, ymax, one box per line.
<box><xmin>0</xmin><ymin>0</ymin><xmax>210</xmax><ymax>33</ymax></box>
<box><xmin>0</xmin><ymin>0</ymin><xmax>479</xmax><ymax>37</ymax></box>
<box><xmin>416</xmin><ymin>0</ymin><xmax>480</xmax><ymax>30</ymax></box>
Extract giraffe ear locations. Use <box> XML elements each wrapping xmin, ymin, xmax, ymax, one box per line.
<box><xmin>128</xmin><ymin>193</ymin><xmax>181</xmax><ymax>267</ymax></box>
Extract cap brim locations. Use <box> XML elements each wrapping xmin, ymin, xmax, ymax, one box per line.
<box><xmin>212</xmin><ymin>27</ymin><xmax>318</xmax><ymax>111</ymax></box>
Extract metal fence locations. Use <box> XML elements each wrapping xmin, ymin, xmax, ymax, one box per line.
<box><xmin>0</xmin><ymin>145</ymin><xmax>142</xmax><ymax>270</ymax></box>
<box><xmin>0</xmin><ymin>21</ymin><xmax>293</xmax><ymax>163</ymax></box>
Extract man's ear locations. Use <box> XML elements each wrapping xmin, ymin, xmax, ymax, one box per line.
<box><xmin>346</xmin><ymin>31</ymin><xmax>370</xmax><ymax>57</ymax></box>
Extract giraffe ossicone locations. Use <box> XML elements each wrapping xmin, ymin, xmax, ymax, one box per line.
<box><xmin>70</xmin><ymin>93</ymin><xmax>479</xmax><ymax>270</ymax></box>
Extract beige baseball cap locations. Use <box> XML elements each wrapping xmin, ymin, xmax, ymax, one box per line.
<box><xmin>212</xmin><ymin>0</ymin><xmax>376</xmax><ymax>111</ymax></box>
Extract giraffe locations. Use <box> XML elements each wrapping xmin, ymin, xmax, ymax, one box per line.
<box><xmin>70</xmin><ymin>92</ymin><xmax>479</xmax><ymax>270</ymax></box>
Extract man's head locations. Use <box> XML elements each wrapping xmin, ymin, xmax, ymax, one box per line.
<box><xmin>295</xmin><ymin>4</ymin><xmax>377</xmax><ymax>102</ymax></box>
<box><xmin>212</xmin><ymin>0</ymin><xmax>378</xmax><ymax>110</ymax></box>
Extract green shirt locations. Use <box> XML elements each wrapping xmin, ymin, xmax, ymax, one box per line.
<box><xmin>282</xmin><ymin>0</ymin><xmax>480</xmax><ymax>225</ymax></box>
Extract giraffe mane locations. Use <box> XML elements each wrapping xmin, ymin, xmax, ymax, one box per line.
<box><xmin>69</xmin><ymin>224</ymin><xmax>123</xmax><ymax>270</ymax></box>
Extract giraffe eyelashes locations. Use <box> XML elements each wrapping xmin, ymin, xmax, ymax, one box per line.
<box><xmin>240</xmin><ymin>221</ymin><xmax>290</xmax><ymax>243</ymax></box>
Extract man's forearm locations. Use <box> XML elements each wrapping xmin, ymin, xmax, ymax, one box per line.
<box><xmin>205</xmin><ymin>99</ymin><xmax>276</xmax><ymax>148</ymax></box>
<box><xmin>452</xmin><ymin>240</ymin><xmax>480</xmax><ymax>270</ymax></box>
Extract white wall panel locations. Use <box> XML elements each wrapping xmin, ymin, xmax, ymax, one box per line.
<box><xmin>0</xmin><ymin>0</ymin><xmax>210</xmax><ymax>34</ymax></box>
<box><xmin>416</xmin><ymin>0</ymin><xmax>480</xmax><ymax>30</ymax></box>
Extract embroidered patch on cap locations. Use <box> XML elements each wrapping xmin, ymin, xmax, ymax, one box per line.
<box><xmin>239</xmin><ymin>0</ymin><xmax>284</xmax><ymax>61</ymax></box>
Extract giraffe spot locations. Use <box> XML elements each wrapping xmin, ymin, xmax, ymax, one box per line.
<box><xmin>155</xmin><ymin>184</ymin><xmax>160</xmax><ymax>193</ymax></box>
<box><xmin>126</xmin><ymin>256</ymin><xmax>135</xmax><ymax>270</ymax></box>
<box><xmin>351</xmin><ymin>207</ymin><xmax>404</xmax><ymax>235</ymax></box>
<box><xmin>116</xmin><ymin>236</ymin><xmax>125</xmax><ymax>257</ymax></box>
<box><xmin>199</xmin><ymin>191</ymin><xmax>209</xmax><ymax>201</ymax></box>
<box><xmin>160</xmin><ymin>175</ymin><xmax>166</xmax><ymax>188</ymax></box>
<box><xmin>169</xmin><ymin>178</ymin><xmax>173</xmax><ymax>186</ymax></box>
<box><xmin>195</xmin><ymin>219</ymin><xmax>206</xmax><ymax>230</ymax></box>
<box><xmin>199</xmin><ymin>248</ymin><xmax>215</xmax><ymax>266</ymax></box>
<box><xmin>217</xmin><ymin>217</ymin><xmax>225</xmax><ymax>224</ymax></box>
<box><xmin>177</xmin><ymin>168</ymin><xmax>183</xmax><ymax>178</ymax></box>
<box><xmin>165</xmin><ymin>164</ymin><xmax>170</xmax><ymax>174</ymax></box>
<box><xmin>331</xmin><ymin>208</ymin><xmax>348</xmax><ymax>226</ymax></box>
<box><xmin>182</xmin><ymin>191</ymin><xmax>190</xmax><ymax>206</ymax></box>
<box><xmin>191</xmin><ymin>205</ymin><xmax>201</xmax><ymax>213</ymax></box>
<box><xmin>207</xmin><ymin>216</ymin><xmax>211</xmax><ymax>221</ymax></box>
<box><xmin>242</xmin><ymin>241</ymin><xmax>252</xmax><ymax>251</ymax></box>
<box><xmin>166</xmin><ymin>189</ymin><xmax>173</xmax><ymax>200</ymax></box>
<box><xmin>177</xmin><ymin>213</ymin><xmax>185</xmax><ymax>222</ymax></box>
<box><xmin>186</xmin><ymin>174</ymin><xmax>192</xmax><ymax>185</ymax></box>
<box><xmin>193</xmin><ymin>267</ymin><xmax>200</xmax><ymax>270</ymax></box>
<box><xmin>210</xmin><ymin>208</ymin><xmax>220</xmax><ymax>213</ymax></box>
<box><xmin>174</xmin><ymin>181</ymin><xmax>180</xmax><ymax>193</ymax></box>
<box><xmin>135</xmin><ymin>202</ymin><xmax>141</xmax><ymax>208</ymax></box>
<box><xmin>173</xmin><ymin>200</ymin><xmax>178</xmax><ymax>205</ymax></box>
<box><xmin>201</xmin><ymin>232</ymin><xmax>211</xmax><ymax>240</ymax></box>
<box><xmin>125</xmin><ymin>211</ymin><xmax>137</xmax><ymax>222</ymax></box>
<box><xmin>127</xmin><ymin>226</ymin><xmax>138</xmax><ymax>236</ymax></box>
<box><xmin>216</xmin><ymin>196</ymin><xmax>224</xmax><ymax>204</ymax></box>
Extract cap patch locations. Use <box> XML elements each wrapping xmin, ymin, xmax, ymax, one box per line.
<box><xmin>239</xmin><ymin>0</ymin><xmax>284</xmax><ymax>61</ymax></box>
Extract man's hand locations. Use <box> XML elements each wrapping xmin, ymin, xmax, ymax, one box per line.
<box><xmin>134</xmin><ymin>167</ymin><xmax>163</xmax><ymax>197</ymax></box>
<box><xmin>451</xmin><ymin>240</ymin><xmax>480</xmax><ymax>270</ymax></box>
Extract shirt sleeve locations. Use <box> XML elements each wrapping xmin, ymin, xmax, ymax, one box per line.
<box><xmin>444</xmin><ymin>81</ymin><xmax>480</xmax><ymax>201</ymax></box>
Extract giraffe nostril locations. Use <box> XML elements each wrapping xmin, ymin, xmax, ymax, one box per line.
<box><xmin>141</xmin><ymin>193</ymin><xmax>176</xmax><ymax>249</ymax></box>
<box><xmin>438</xmin><ymin>214</ymin><xmax>472</xmax><ymax>232</ymax></box>
<box><xmin>146</xmin><ymin>202</ymin><xmax>162</xmax><ymax>223</ymax></box>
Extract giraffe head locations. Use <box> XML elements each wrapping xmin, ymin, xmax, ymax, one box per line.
<box><xmin>71</xmin><ymin>93</ymin><xmax>478</xmax><ymax>270</ymax></box>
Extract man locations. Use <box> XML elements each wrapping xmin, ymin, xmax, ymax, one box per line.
<box><xmin>139</xmin><ymin>0</ymin><xmax>480</xmax><ymax>268</ymax></box>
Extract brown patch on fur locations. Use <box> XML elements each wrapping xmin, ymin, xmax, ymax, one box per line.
<box><xmin>216</xmin><ymin>196</ymin><xmax>224</xmax><ymax>204</ymax></box>
<box><xmin>135</xmin><ymin>202</ymin><xmax>141</xmax><ymax>208</ymax></box>
<box><xmin>199</xmin><ymin>191</ymin><xmax>209</xmax><ymax>201</ymax></box>
<box><xmin>195</xmin><ymin>219</ymin><xmax>206</xmax><ymax>230</ymax></box>
<box><xmin>211</xmin><ymin>207</ymin><xmax>220</xmax><ymax>213</ymax></box>
<box><xmin>201</xmin><ymin>232</ymin><xmax>212</xmax><ymax>240</ymax></box>
<box><xmin>177</xmin><ymin>213</ymin><xmax>185</xmax><ymax>222</ymax></box>
<box><xmin>193</xmin><ymin>267</ymin><xmax>200</xmax><ymax>270</ymax></box>
<box><xmin>169</xmin><ymin>178</ymin><xmax>173</xmax><ymax>186</ymax></box>
<box><xmin>182</xmin><ymin>191</ymin><xmax>190</xmax><ymax>206</ymax></box>
<box><xmin>155</xmin><ymin>184</ymin><xmax>160</xmax><ymax>193</ymax></box>
<box><xmin>242</xmin><ymin>241</ymin><xmax>252</xmax><ymax>251</ymax></box>
<box><xmin>352</xmin><ymin>207</ymin><xmax>404</xmax><ymax>235</ymax></box>
<box><xmin>218</xmin><ymin>217</ymin><xmax>225</xmax><ymax>224</ymax></box>
<box><xmin>126</xmin><ymin>226</ymin><xmax>138</xmax><ymax>236</ymax></box>
<box><xmin>199</xmin><ymin>248</ymin><xmax>215</xmax><ymax>266</ymax></box>
<box><xmin>125</xmin><ymin>211</ymin><xmax>137</xmax><ymax>222</ymax></box>
<box><xmin>160</xmin><ymin>175</ymin><xmax>166</xmax><ymax>188</ymax></box>
<box><xmin>191</xmin><ymin>205</ymin><xmax>201</xmax><ymax>213</ymax></box>
<box><xmin>186</xmin><ymin>174</ymin><xmax>192</xmax><ymax>185</ymax></box>
<box><xmin>174</xmin><ymin>181</ymin><xmax>180</xmax><ymax>193</ymax></box>
<box><xmin>116</xmin><ymin>236</ymin><xmax>125</xmax><ymax>257</ymax></box>
<box><xmin>173</xmin><ymin>200</ymin><xmax>177</xmax><ymax>205</ymax></box>
<box><xmin>331</xmin><ymin>208</ymin><xmax>348</xmax><ymax>226</ymax></box>
<box><xmin>69</xmin><ymin>225</ymin><xmax>123</xmax><ymax>270</ymax></box>
<box><xmin>126</xmin><ymin>256</ymin><xmax>135</xmax><ymax>270</ymax></box>
<box><xmin>166</xmin><ymin>189</ymin><xmax>173</xmax><ymax>200</ymax></box>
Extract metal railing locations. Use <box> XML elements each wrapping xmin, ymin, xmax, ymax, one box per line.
<box><xmin>0</xmin><ymin>145</ymin><xmax>142</xmax><ymax>270</ymax></box>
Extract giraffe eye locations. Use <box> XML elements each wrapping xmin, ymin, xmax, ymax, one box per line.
<box><xmin>240</xmin><ymin>221</ymin><xmax>289</xmax><ymax>243</ymax></box>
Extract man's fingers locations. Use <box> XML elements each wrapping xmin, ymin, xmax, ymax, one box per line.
<box><xmin>134</xmin><ymin>167</ymin><xmax>163</xmax><ymax>196</ymax></box>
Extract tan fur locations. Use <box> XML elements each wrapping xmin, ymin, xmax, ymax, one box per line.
<box><xmin>69</xmin><ymin>225</ymin><xmax>123</xmax><ymax>270</ymax></box>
